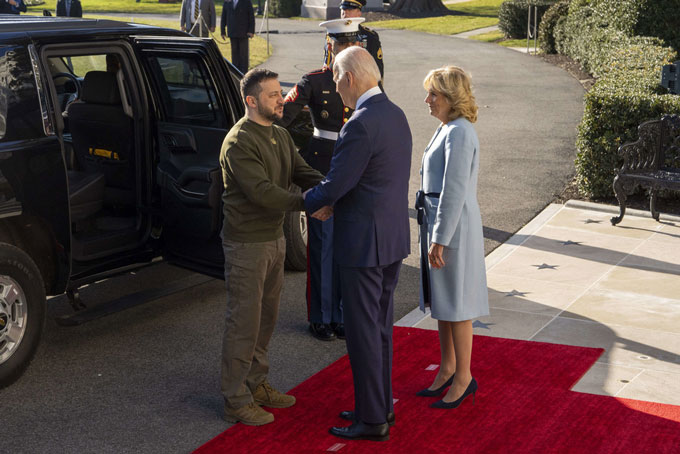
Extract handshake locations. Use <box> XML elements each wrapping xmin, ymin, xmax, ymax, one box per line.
<box><xmin>303</xmin><ymin>189</ymin><xmax>333</xmax><ymax>222</ymax></box>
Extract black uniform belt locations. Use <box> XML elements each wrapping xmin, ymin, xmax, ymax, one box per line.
<box><xmin>313</xmin><ymin>127</ymin><xmax>339</xmax><ymax>141</ymax></box>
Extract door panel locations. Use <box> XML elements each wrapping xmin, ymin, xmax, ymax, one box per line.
<box><xmin>136</xmin><ymin>38</ymin><xmax>240</xmax><ymax>277</ymax></box>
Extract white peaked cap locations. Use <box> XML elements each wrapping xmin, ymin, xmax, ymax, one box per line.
<box><xmin>319</xmin><ymin>17</ymin><xmax>365</xmax><ymax>39</ymax></box>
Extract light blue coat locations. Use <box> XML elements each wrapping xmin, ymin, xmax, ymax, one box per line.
<box><xmin>419</xmin><ymin>118</ymin><xmax>489</xmax><ymax>321</ymax></box>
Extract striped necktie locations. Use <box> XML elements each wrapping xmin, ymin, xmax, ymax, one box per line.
<box><xmin>193</xmin><ymin>0</ymin><xmax>200</xmax><ymax>21</ymax></box>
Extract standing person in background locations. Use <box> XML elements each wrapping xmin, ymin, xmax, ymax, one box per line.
<box><xmin>0</xmin><ymin>0</ymin><xmax>27</xmax><ymax>14</ymax></box>
<box><xmin>322</xmin><ymin>0</ymin><xmax>383</xmax><ymax>85</ymax></box>
<box><xmin>219</xmin><ymin>68</ymin><xmax>324</xmax><ymax>426</ymax></box>
<box><xmin>277</xmin><ymin>18</ymin><xmax>363</xmax><ymax>342</ymax></box>
<box><xmin>416</xmin><ymin>66</ymin><xmax>489</xmax><ymax>409</ymax></box>
<box><xmin>221</xmin><ymin>0</ymin><xmax>254</xmax><ymax>74</ymax></box>
<box><xmin>304</xmin><ymin>47</ymin><xmax>411</xmax><ymax>441</ymax></box>
<box><xmin>180</xmin><ymin>0</ymin><xmax>216</xmax><ymax>38</ymax></box>
<box><xmin>56</xmin><ymin>0</ymin><xmax>82</xmax><ymax>17</ymax></box>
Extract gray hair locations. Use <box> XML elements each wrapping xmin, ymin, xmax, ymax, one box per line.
<box><xmin>333</xmin><ymin>46</ymin><xmax>380</xmax><ymax>85</ymax></box>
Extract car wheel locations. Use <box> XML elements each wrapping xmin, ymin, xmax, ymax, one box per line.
<box><xmin>284</xmin><ymin>207</ymin><xmax>308</xmax><ymax>271</ymax></box>
<box><xmin>0</xmin><ymin>243</ymin><xmax>45</xmax><ymax>389</ymax></box>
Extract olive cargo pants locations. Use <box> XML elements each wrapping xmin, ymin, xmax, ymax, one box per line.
<box><xmin>220</xmin><ymin>236</ymin><xmax>285</xmax><ymax>409</ymax></box>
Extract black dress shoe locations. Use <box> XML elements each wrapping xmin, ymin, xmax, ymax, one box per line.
<box><xmin>329</xmin><ymin>422</ymin><xmax>389</xmax><ymax>442</ymax></box>
<box><xmin>330</xmin><ymin>323</ymin><xmax>345</xmax><ymax>339</ymax></box>
<box><xmin>416</xmin><ymin>374</ymin><xmax>455</xmax><ymax>397</ymax></box>
<box><xmin>431</xmin><ymin>377</ymin><xmax>478</xmax><ymax>409</ymax></box>
<box><xmin>309</xmin><ymin>323</ymin><xmax>336</xmax><ymax>341</ymax></box>
<box><xmin>339</xmin><ymin>410</ymin><xmax>395</xmax><ymax>427</ymax></box>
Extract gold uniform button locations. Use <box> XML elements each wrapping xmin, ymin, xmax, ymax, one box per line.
<box><xmin>323</xmin><ymin>100</ymin><xmax>328</xmax><ymax>104</ymax></box>
<box><xmin>344</xmin><ymin>107</ymin><xmax>349</xmax><ymax>112</ymax></box>
<box><xmin>343</xmin><ymin>118</ymin><xmax>348</xmax><ymax>123</ymax></box>
<box><xmin>314</xmin><ymin>152</ymin><xmax>318</xmax><ymax>155</ymax></box>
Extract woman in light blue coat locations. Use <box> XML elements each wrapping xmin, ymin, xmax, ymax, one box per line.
<box><xmin>416</xmin><ymin>66</ymin><xmax>489</xmax><ymax>409</ymax></box>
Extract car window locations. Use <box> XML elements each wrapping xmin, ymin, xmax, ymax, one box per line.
<box><xmin>0</xmin><ymin>46</ymin><xmax>45</xmax><ymax>141</ymax></box>
<box><xmin>146</xmin><ymin>54</ymin><xmax>224</xmax><ymax>127</ymax></box>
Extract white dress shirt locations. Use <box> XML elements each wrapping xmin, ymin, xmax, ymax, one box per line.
<box><xmin>355</xmin><ymin>86</ymin><xmax>382</xmax><ymax>110</ymax></box>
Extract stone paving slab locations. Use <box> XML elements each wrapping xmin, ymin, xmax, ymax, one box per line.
<box><xmin>398</xmin><ymin>202</ymin><xmax>680</xmax><ymax>406</ymax></box>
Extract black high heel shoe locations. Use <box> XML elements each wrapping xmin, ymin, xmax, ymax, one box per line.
<box><xmin>431</xmin><ymin>377</ymin><xmax>477</xmax><ymax>409</ymax></box>
<box><xmin>416</xmin><ymin>374</ymin><xmax>455</xmax><ymax>397</ymax></box>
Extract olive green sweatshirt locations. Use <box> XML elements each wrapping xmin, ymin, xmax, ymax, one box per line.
<box><xmin>220</xmin><ymin>116</ymin><xmax>324</xmax><ymax>243</ymax></box>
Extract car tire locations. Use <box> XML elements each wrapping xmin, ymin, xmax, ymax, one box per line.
<box><xmin>283</xmin><ymin>186</ymin><xmax>308</xmax><ymax>271</ymax></box>
<box><xmin>0</xmin><ymin>243</ymin><xmax>46</xmax><ymax>389</ymax></box>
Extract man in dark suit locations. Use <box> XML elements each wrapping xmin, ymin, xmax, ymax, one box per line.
<box><xmin>0</xmin><ymin>0</ymin><xmax>26</xmax><ymax>14</ymax></box>
<box><xmin>180</xmin><ymin>0</ymin><xmax>217</xmax><ymax>38</ymax></box>
<box><xmin>56</xmin><ymin>0</ymin><xmax>82</xmax><ymax>17</ymax></box>
<box><xmin>221</xmin><ymin>0</ymin><xmax>255</xmax><ymax>74</ymax></box>
<box><xmin>304</xmin><ymin>46</ymin><xmax>412</xmax><ymax>441</ymax></box>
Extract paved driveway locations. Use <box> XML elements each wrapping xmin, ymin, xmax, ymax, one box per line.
<box><xmin>3</xmin><ymin>18</ymin><xmax>584</xmax><ymax>453</ymax></box>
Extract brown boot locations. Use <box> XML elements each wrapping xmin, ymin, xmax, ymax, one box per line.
<box><xmin>252</xmin><ymin>381</ymin><xmax>296</xmax><ymax>408</ymax></box>
<box><xmin>223</xmin><ymin>402</ymin><xmax>274</xmax><ymax>426</ymax></box>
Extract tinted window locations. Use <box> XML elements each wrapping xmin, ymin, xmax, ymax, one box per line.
<box><xmin>0</xmin><ymin>46</ymin><xmax>44</xmax><ymax>141</ymax></box>
<box><xmin>148</xmin><ymin>54</ymin><xmax>225</xmax><ymax>127</ymax></box>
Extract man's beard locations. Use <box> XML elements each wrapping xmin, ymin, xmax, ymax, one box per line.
<box><xmin>257</xmin><ymin>103</ymin><xmax>283</xmax><ymax>122</ymax></box>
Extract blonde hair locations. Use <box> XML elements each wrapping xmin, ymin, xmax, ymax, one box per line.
<box><xmin>423</xmin><ymin>66</ymin><xmax>478</xmax><ymax>123</ymax></box>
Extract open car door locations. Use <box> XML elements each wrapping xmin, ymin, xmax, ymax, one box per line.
<box><xmin>134</xmin><ymin>36</ymin><xmax>244</xmax><ymax>278</ymax></box>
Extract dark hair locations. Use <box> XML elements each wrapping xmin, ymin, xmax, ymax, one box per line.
<box><xmin>240</xmin><ymin>68</ymin><xmax>278</xmax><ymax>103</ymax></box>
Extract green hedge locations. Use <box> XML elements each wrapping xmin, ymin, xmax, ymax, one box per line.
<box><xmin>538</xmin><ymin>0</ymin><xmax>569</xmax><ymax>54</ymax></box>
<box><xmin>498</xmin><ymin>0</ymin><xmax>556</xmax><ymax>39</ymax></box>
<box><xmin>555</xmin><ymin>0</ymin><xmax>680</xmax><ymax>197</ymax></box>
<box><xmin>269</xmin><ymin>0</ymin><xmax>301</xmax><ymax>17</ymax></box>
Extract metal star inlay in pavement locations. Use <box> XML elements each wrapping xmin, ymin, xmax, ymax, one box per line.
<box><xmin>505</xmin><ymin>289</ymin><xmax>529</xmax><ymax>297</ymax></box>
<box><xmin>472</xmin><ymin>320</ymin><xmax>494</xmax><ymax>330</ymax></box>
<box><xmin>583</xmin><ymin>219</ymin><xmax>602</xmax><ymax>224</ymax></box>
<box><xmin>533</xmin><ymin>263</ymin><xmax>558</xmax><ymax>270</ymax></box>
<box><xmin>561</xmin><ymin>240</ymin><xmax>583</xmax><ymax>246</ymax></box>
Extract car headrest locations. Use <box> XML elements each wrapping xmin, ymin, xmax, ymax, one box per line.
<box><xmin>81</xmin><ymin>71</ymin><xmax>121</xmax><ymax>105</ymax></box>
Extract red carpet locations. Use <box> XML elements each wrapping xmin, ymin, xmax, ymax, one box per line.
<box><xmin>195</xmin><ymin>327</ymin><xmax>680</xmax><ymax>453</ymax></box>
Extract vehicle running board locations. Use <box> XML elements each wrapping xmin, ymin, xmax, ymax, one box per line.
<box><xmin>55</xmin><ymin>273</ymin><xmax>214</xmax><ymax>326</ymax></box>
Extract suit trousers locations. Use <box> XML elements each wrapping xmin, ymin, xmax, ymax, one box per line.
<box><xmin>230</xmin><ymin>37</ymin><xmax>249</xmax><ymax>74</ymax></box>
<box><xmin>189</xmin><ymin>21</ymin><xmax>211</xmax><ymax>37</ymax></box>
<box><xmin>339</xmin><ymin>260</ymin><xmax>402</xmax><ymax>424</ymax></box>
<box><xmin>220</xmin><ymin>236</ymin><xmax>285</xmax><ymax>409</ymax></box>
<box><xmin>306</xmin><ymin>216</ymin><xmax>341</xmax><ymax>324</ymax></box>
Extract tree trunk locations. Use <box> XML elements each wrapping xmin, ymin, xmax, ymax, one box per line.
<box><xmin>389</xmin><ymin>0</ymin><xmax>448</xmax><ymax>13</ymax></box>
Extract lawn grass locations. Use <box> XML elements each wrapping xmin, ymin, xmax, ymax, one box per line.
<box><xmin>367</xmin><ymin>0</ymin><xmax>504</xmax><ymax>35</ymax></box>
<box><xmin>28</xmin><ymin>0</ymin><xmax>190</xmax><ymax>14</ymax></box>
<box><xmin>469</xmin><ymin>30</ymin><xmax>503</xmax><ymax>42</ymax></box>
<box><xmin>470</xmin><ymin>30</ymin><xmax>535</xmax><ymax>49</ymax></box>
<box><xmin>84</xmin><ymin>14</ymin><xmax>271</xmax><ymax>69</ymax></box>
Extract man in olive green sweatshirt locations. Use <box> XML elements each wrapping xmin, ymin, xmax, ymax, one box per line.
<box><xmin>219</xmin><ymin>68</ymin><xmax>325</xmax><ymax>426</ymax></box>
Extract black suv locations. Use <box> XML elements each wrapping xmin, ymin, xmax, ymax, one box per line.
<box><xmin>0</xmin><ymin>16</ymin><xmax>308</xmax><ymax>388</ymax></box>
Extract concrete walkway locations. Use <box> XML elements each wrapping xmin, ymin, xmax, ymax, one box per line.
<box><xmin>400</xmin><ymin>201</ymin><xmax>680</xmax><ymax>406</ymax></box>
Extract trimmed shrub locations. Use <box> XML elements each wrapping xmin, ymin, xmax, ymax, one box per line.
<box><xmin>538</xmin><ymin>0</ymin><xmax>569</xmax><ymax>54</ymax></box>
<box><xmin>269</xmin><ymin>0</ymin><xmax>301</xmax><ymax>17</ymax></box>
<box><xmin>498</xmin><ymin>0</ymin><xmax>556</xmax><ymax>39</ymax></box>
<box><xmin>554</xmin><ymin>0</ymin><xmax>680</xmax><ymax>197</ymax></box>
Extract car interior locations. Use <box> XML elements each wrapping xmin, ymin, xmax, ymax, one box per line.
<box><xmin>47</xmin><ymin>52</ymin><xmax>143</xmax><ymax>262</ymax></box>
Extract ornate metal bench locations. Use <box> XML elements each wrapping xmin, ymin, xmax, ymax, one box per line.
<box><xmin>611</xmin><ymin>114</ymin><xmax>680</xmax><ymax>225</ymax></box>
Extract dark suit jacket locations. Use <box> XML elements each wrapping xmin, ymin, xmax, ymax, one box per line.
<box><xmin>56</xmin><ymin>0</ymin><xmax>82</xmax><ymax>17</ymax></box>
<box><xmin>0</xmin><ymin>0</ymin><xmax>27</xmax><ymax>14</ymax></box>
<box><xmin>221</xmin><ymin>0</ymin><xmax>254</xmax><ymax>38</ymax></box>
<box><xmin>304</xmin><ymin>92</ymin><xmax>412</xmax><ymax>268</ymax></box>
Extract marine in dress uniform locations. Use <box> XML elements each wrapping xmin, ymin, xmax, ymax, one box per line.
<box><xmin>323</xmin><ymin>0</ymin><xmax>384</xmax><ymax>83</ymax></box>
<box><xmin>278</xmin><ymin>18</ymin><xmax>362</xmax><ymax>341</ymax></box>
